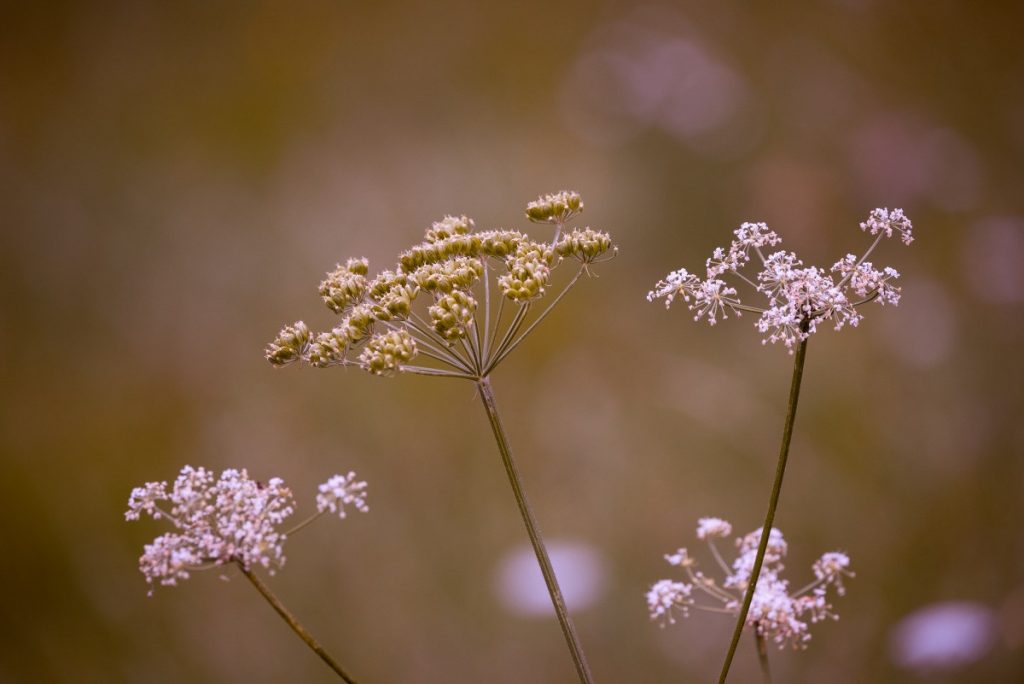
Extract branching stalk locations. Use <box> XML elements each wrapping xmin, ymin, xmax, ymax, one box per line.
<box><xmin>485</xmin><ymin>267</ymin><xmax>584</xmax><ymax>373</ymax></box>
<box><xmin>238</xmin><ymin>562</ymin><xmax>359</xmax><ymax>683</ymax></box>
<box><xmin>717</xmin><ymin>325</ymin><xmax>810</xmax><ymax>684</ymax></box>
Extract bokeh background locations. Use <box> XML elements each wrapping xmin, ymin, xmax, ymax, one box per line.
<box><xmin>2</xmin><ymin>1</ymin><xmax>1023</xmax><ymax>682</ymax></box>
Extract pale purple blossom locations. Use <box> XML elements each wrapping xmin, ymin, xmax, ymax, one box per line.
<box><xmin>648</xmin><ymin>209</ymin><xmax>913</xmax><ymax>350</ymax></box>
<box><xmin>861</xmin><ymin>207</ymin><xmax>914</xmax><ymax>245</ymax></box>
<box><xmin>647</xmin><ymin>517</ymin><xmax>853</xmax><ymax>649</ymax></box>
<box><xmin>316</xmin><ymin>472</ymin><xmax>370</xmax><ymax>518</ymax></box>
<box><xmin>696</xmin><ymin>517</ymin><xmax>733</xmax><ymax>540</ymax></box>
<box><xmin>646</xmin><ymin>267</ymin><xmax>700</xmax><ymax>308</ymax></box>
<box><xmin>126</xmin><ymin>466</ymin><xmax>367</xmax><ymax>594</ymax></box>
<box><xmin>647</xmin><ymin>579</ymin><xmax>694</xmax><ymax>625</ymax></box>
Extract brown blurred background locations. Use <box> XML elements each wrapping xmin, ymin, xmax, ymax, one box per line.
<box><xmin>2</xmin><ymin>1</ymin><xmax>1023</xmax><ymax>682</ymax></box>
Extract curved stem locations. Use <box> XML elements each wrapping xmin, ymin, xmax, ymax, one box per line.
<box><xmin>283</xmin><ymin>511</ymin><xmax>325</xmax><ymax>536</ymax></box>
<box><xmin>238</xmin><ymin>563</ymin><xmax>359</xmax><ymax>683</ymax></box>
<box><xmin>754</xmin><ymin>629</ymin><xmax>773</xmax><ymax>684</ymax></box>
<box><xmin>475</xmin><ymin>377</ymin><xmax>594</xmax><ymax>684</ymax></box>
<box><xmin>707</xmin><ymin>539</ymin><xmax>733</xmax><ymax>576</ymax></box>
<box><xmin>717</xmin><ymin>328</ymin><xmax>809</xmax><ymax>684</ymax></box>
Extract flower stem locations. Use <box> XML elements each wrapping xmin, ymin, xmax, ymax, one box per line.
<box><xmin>238</xmin><ymin>562</ymin><xmax>359</xmax><ymax>683</ymax></box>
<box><xmin>754</xmin><ymin>629</ymin><xmax>773</xmax><ymax>684</ymax></box>
<box><xmin>717</xmin><ymin>330</ymin><xmax>809</xmax><ymax>684</ymax></box>
<box><xmin>475</xmin><ymin>376</ymin><xmax>595</xmax><ymax>684</ymax></box>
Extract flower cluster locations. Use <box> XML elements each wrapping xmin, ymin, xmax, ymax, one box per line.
<box><xmin>646</xmin><ymin>517</ymin><xmax>853</xmax><ymax>649</ymax></box>
<box><xmin>126</xmin><ymin>466</ymin><xmax>368</xmax><ymax>594</ymax></box>
<box><xmin>316</xmin><ymin>472</ymin><xmax>370</xmax><ymax>518</ymax></box>
<box><xmin>647</xmin><ymin>210</ymin><xmax>912</xmax><ymax>350</ymax></box>
<box><xmin>267</xmin><ymin>192</ymin><xmax>616</xmax><ymax>378</ymax></box>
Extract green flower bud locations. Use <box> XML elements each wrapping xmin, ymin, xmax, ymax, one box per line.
<box><xmin>425</xmin><ymin>215</ymin><xmax>474</xmax><ymax>243</ymax></box>
<box><xmin>556</xmin><ymin>227</ymin><xmax>615</xmax><ymax>263</ymax></box>
<box><xmin>478</xmin><ymin>230</ymin><xmax>525</xmax><ymax>258</ymax></box>
<box><xmin>319</xmin><ymin>259</ymin><xmax>369</xmax><ymax>314</ymax></box>
<box><xmin>369</xmin><ymin>270</ymin><xmax>403</xmax><ymax>298</ymax></box>
<box><xmin>265</xmin><ymin>321</ymin><xmax>310</xmax><ymax>366</ymax></box>
<box><xmin>429</xmin><ymin>289</ymin><xmax>477</xmax><ymax>340</ymax></box>
<box><xmin>358</xmin><ymin>329</ymin><xmax>417</xmax><ymax>376</ymax></box>
<box><xmin>338</xmin><ymin>304</ymin><xmax>376</xmax><ymax>343</ymax></box>
<box><xmin>412</xmin><ymin>256</ymin><xmax>484</xmax><ymax>293</ymax></box>
<box><xmin>345</xmin><ymin>257</ymin><xmax>369</xmax><ymax>276</ymax></box>
<box><xmin>373</xmin><ymin>283</ymin><xmax>417</xmax><ymax>319</ymax></box>
<box><xmin>307</xmin><ymin>329</ymin><xmax>348</xmax><ymax>368</ymax></box>
<box><xmin>525</xmin><ymin>191</ymin><xmax>583</xmax><ymax>224</ymax></box>
<box><xmin>499</xmin><ymin>242</ymin><xmax>554</xmax><ymax>301</ymax></box>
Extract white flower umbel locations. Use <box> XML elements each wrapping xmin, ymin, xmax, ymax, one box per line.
<box><xmin>647</xmin><ymin>518</ymin><xmax>854</xmax><ymax>649</ymax></box>
<box><xmin>127</xmin><ymin>468</ymin><xmax>369</xmax><ymax>681</ymax></box>
<box><xmin>316</xmin><ymin>472</ymin><xmax>370</xmax><ymax>518</ymax></box>
<box><xmin>647</xmin><ymin>209</ymin><xmax>912</xmax><ymax>351</ymax></box>
<box><xmin>126</xmin><ymin>466</ymin><xmax>368</xmax><ymax>594</ymax></box>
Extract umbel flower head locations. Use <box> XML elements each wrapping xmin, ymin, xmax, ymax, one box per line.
<box><xmin>647</xmin><ymin>209</ymin><xmax>913</xmax><ymax>351</ymax></box>
<box><xmin>266</xmin><ymin>191</ymin><xmax>616</xmax><ymax>379</ymax></box>
<box><xmin>647</xmin><ymin>517</ymin><xmax>853</xmax><ymax>649</ymax></box>
<box><xmin>126</xmin><ymin>466</ymin><xmax>368</xmax><ymax>594</ymax></box>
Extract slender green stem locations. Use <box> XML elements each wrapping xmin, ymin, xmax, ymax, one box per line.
<box><xmin>238</xmin><ymin>562</ymin><xmax>359</xmax><ymax>683</ymax></box>
<box><xmin>283</xmin><ymin>510</ymin><xmax>325</xmax><ymax>536</ymax></box>
<box><xmin>486</xmin><ymin>302</ymin><xmax>530</xmax><ymax>373</ymax></box>
<box><xmin>707</xmin><ymin>539</ymin><xmax>732</xmax><ymax>576</ymax></box>
<box><xmin>486</xmin><ymin>280</ymin><xmax>507</xmax><ymax>361</ymax></box>
<box><xmin>754</xmin><ymin>628</ymin><xmax>773</xmax><ymax>684</ymax></box>
<box><xmin>717</xmin><ymin>328</ymin><xmax>810</xmax><ymax>684</ymax></box>
<box><xmin>402</xmin><ymin>365</ymin><xmax>478</xmax><ymax>380</ymax></box>
<box><xmin>485</xmin><ymin>267</ymin><xmax>584</xmax><ymax>374</ymax></box>
<box><xmin>475</xmin><ymin>377</ymin><xmax>595</xmax><ymax>684</ymax></box>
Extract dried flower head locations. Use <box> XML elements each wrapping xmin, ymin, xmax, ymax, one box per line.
<box><xmin>126</xmin><ymin>466</ymin><xmax>368</xmax><ymax>594</ymax></box>
<box><xmin>648</xmin><ymin>209</ymin><xmax>913</xmax><ymax>351</ymax></box>
<box><xmin>646</xmin><ymin>517</ymin><xmax>854</xmax><ymax>649</ymax></box>
<box><xmin>267</xmin><ymin>192</ymin><xmax>616</xmax><ymax>379</ymax></box>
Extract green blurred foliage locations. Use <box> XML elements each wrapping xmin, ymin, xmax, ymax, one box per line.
<box><xmin>1</xmin><ymin>1</ymin><xmax>1022</xmax><ymax>682</ymax></box>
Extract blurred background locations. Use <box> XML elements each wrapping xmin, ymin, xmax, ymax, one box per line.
<box><xmin>2</xmin><ymin>1</ymin><xmax>1023</xmax><ymax>682</ymax></box>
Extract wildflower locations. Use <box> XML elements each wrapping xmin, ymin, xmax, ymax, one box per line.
<box><xmin>860</xmin><ymin>207</ymin><xmax>914</xmax><ymax>245</ymax></box>
<box><xmin>696</xmin><ymin>517</ymin><xmax>733</xmax><ymax>540</ymax></box>
<box><xmin>647</xmin><ymin>579</ymin><xmax>694</xmax><ymax>625</ymax></box>
<box><xmin>267</xmin><ymin>192</ymin><xmax>616</xmax><ymax>379</ymax></box>
<box><xmin>648</xmin><ymin>209</ymin><xmax>913</xmax><ymax>351</ymax></box>
<box><xmin>316</xmin><ymin>472</ymin><xmax>370</xmax><ymax>518</ymax></box>
<box><xmin>126</xmin><ymin>466</ymin><xmax>368</xmax><ymax>594</ymax></box>
<box><xmin>647</xmin><ymin>517</ymin><xmax>853</xmax><ymax>649</ymax></box>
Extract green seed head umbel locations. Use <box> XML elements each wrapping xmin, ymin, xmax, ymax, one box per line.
<box><xmin>526</xmin><ymin>190</ymin><xmax>583</xmax><ymax>224</ymax></box>
<box><xmin>267</xmin><ymin>191</ymin><xmax>616</xmax><ymax>377</ymax></box>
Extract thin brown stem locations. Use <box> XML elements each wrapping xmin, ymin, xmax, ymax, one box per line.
<box><xmin>475</xmin><ymin>377</ymin><xmax>594</xmax><ymax>684</ymax></box>
<box><xmin>717</xmin><ymin>324</ymin><xmax>810</xmax><ymax>684</ymax></box>
<box><xmin>238</xmin><ymin>562</ymin><xmax>359</xmax><ymax>683</ymax></box>
<box><xmin>283</xmin><ymin>511</ymin><xmax>325</xmax><ymax>537</ymax></box>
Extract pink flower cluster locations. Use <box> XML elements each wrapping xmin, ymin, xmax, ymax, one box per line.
<box><xmin>126</xmin><ymin>466</ymin><xmax>367</xmax><ymax>594</ymax></box>
<box><xmin>647</xmin><ymin>517</ymin><xmax>854</xmax><ymax>649</ymax></box>
<box><xmin>648</xmin><ymin>210</ymin><xmax>912</xmax><ymax>350</ymax></box>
